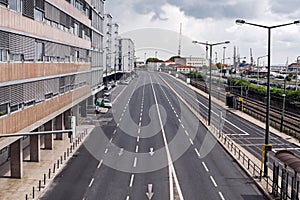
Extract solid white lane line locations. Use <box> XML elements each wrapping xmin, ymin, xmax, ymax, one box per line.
<box><xmin>210</xmin><ymin>176</ymin><xmax>218</xmax><ymax>187</ymax></box>
<box><xmin>88</xmin><ymin>178</ymin><xmax>94</xmax><ymax>187</ymax></box>
<box><xmin>135</xmin><ymin>145</ymin><xmax>139</xmax><ymax>153</ymax></box>
<box><xmin>137</xmin><ymin>136</ymin><xmax>140</xmax><ymax>142</ymax></box>
<box><xmin>150</xmin><ymin>75</ymin><xmax>184</xmax><ymax>200</ymax></box>
<box><xmin>202</xmin><ymin>161</ymin><xmax>209</xmax><ymax>172</ymax></box>
<box><xmin>219</xmin><ymin>192</ymin><xmax>225</xmax><ymax>200</ymax></box>
<box><xmin>97</xmin><ymin>160</ymin><xmax>103</xmax><ymax>169</ymax></box>
<box><xmin>129</xmin><ymin>174</ymin><xmax>135</xmax><ymax>187</ymax></box>
<box><xmin>189</xmin><ymin>138</ymin><xmax>194</xmax><ymax>145</ymax></box>
<box><xmin>133</xmin><ymin>157</ymin><xmax>137</xmax><ymax>168</ymax></box>
<box><xmin>195</xmin><ymin>148</ymin><xmax>201</xmax><ymax>158</ymax></box>
<box><xmin>104</xmin><ymin>148</ymin><xmax>108</xmax><ymax>154</ymax></box>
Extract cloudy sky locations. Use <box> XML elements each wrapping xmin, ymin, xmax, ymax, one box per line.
<box><xmin>105</xmin><ymin>0</ymin><xmax>300</xmax><ymax>65</ymax></box>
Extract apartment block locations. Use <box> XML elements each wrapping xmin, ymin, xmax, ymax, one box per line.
<box><xmin>0</xmin><ymin>0</ymin><xmax>105</xmax><ymax>178</ymax></box>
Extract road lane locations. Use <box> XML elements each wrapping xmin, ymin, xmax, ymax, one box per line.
<box><xmin>155</xmin><ymin>72</ymin><xmax>266</xmax><ymax>199</ymax></box>
<box><xmin>41</xmin><ymin>71</ymin><xmax>267</xmax><ymax>200</ymax></box>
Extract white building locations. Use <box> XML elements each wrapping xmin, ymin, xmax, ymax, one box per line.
<box><xmin>175</xmin><ymin>57</ymin><xmax>208</xmax><ymax>70</ymax></box>
<box><xmin>117</xmin><ymin>38</ymin><xmax>135</xmax><ymax>72</ymax></box>
<box><xmin>103</xmin><ymin>14</ymin><xmax>119</xmax><ymax>75</ymax></box>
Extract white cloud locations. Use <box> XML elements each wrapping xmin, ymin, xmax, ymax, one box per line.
<box><xmin>105</xmin><ymin>0</ymin><xmax>300</xmax><ymax>64</ymax></box>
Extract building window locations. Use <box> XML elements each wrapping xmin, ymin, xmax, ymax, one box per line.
<box><xmin>0</xmin><ymin>49</ymin><xmax>8</xmax><ymax>62</ymax></box>
<box><xmin>34</xmin><ymin>8</ymin><xmax>44</xmax><ymax>22</ymax></box>
<box><xmin>9</xmin><ymin>0</ymin><xmax>22</xmax><ymax>12</ymax></box>
<box><xmin>9</xmin><ymin>54</ymin><xmax>23</xmax><ymax>62</ymax></box>
<box><xmin>35</xmin><ymin>42</ymin><xmax>44</xmax><ymax>61</ymax></box>
<box><xmin>0</xmin><ymin>103</ymin><xmax>8</xmax><ymax>116</ymax></box>
<box><xmin>74</xmin><ymin>23</ymin><xmax>79</xmax><ymax>36</ymax></box>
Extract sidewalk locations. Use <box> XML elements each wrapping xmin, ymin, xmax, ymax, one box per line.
<box><xmin>0</xmin><ymin>124</ymin><xmax>95</xmax><ymax>200</ymax></box>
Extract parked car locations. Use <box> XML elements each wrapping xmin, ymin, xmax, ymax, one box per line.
<box><xmin>102</xmin><ymin>98</ymin><xmax>112</xmax><ymax>108</ymax></box>
<box><xmin>103</xmin><ymin>90</ymin><xmax>111</xmax><ymax>97</ymax></box>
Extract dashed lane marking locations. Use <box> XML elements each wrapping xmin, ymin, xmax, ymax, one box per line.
<box><xmin>88</xmin><ymin>178</ymin><xmax>94</xmax><ymax>188</ymax></box>
<box><xmin>219</xmin><ymin>191</ymin><xmax>225</xmax><ymax>200</ymax></box>
<box><xmin>202</xmin><ymin>161</ymin><xmax>209</xmax><ymax>172</ymax></box>
<box><xmin>97</xmin><ymin>160</ymin><xmax>103</xmax><ymax>169</ymax></box>
<box><xmin>189</xmin><ymin>138</ymin><xmax>194</xmax><ymax>145</ymax></box>
<box><xmin>210</xmin><ymin>176</ymin><xmax>218</xmax><ymax>187</ymax></box>
<box><xmin>195</xmin><ymin>148</ymin><xmax>201</xmax><ymax>157</ymax></box>
<box><xmin>129</xmin><ymin>174</ymin><xmax>135</xmax><ymax>187</ymax></box>
<box><xmin>133</xmin><ymin>157</ymin><xmax>137</xmax><ymax>168</ymax></box>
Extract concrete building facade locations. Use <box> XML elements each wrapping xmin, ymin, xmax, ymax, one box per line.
<box><xmin>103</xmin><ymin>13</ymin><xmax>119</xmax><ymax>79</ymax></box>
<box><xmin>117</xmin><ymin>38</ymin><xmax>135</xmax><ymax>72</ymax></box>
<box><xmin>0</xmin><ymin>0</ymin><xmax>105</xmax><ymax>178</ymax></box>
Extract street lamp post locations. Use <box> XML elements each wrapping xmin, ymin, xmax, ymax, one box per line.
<box><xmin>192</xmin><ymin>40</ymin><xmax>230</xmax><ymax>126</ymax></box>
<box><xmin>236</xmin><ymin>19</ymin><xmax>300</xmax><ymax>177</ymax></box>
<box><xmin>296</xmin><ymin>56</ymin><xmax>300</xmax><ymax>90</ymax></box>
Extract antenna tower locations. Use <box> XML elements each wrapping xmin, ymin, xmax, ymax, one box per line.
<box><xmin>178</xmin><ymin>23</ymin><xmax>182</xmax><ymax>57</ymax></box>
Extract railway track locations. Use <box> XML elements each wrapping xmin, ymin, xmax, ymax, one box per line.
<box><xmin>173</xmin><ymin>72</ymin><xmax>300</xmax><ymax>139</ymax></box>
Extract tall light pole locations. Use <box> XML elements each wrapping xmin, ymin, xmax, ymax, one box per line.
<box><xmin>192</xmin><ymin>40</ymin><xmax>230</xmax><ymax>125</ymax></box>
<box><xmin>296</xmin><ymin>56</ymin><xmax>300</xmax><ymax>90</ymax></box>
<box><xmin>257</xmin><ymin>55</ymin><xmax>268</xmax><ymax>82</ymax></box>
<box><xmin>236</xmin><ymin>19</ymin><xmax>300</xmax><ymax>177</ymax></box>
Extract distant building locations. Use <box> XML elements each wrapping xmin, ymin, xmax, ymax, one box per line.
<box><xmin>288</xmin><ymin>63</ymin><xmax>300</xmax><ymax>73</ymax></box>
<box><xmin>103</xmin><ymin>14</ymin><xmax>119</xmax><ymax>74</ymax></box>
<box><xmin>117</xmin><ymin>38</ymin><xmax>135</xmax><ymax>72</ymax></box>
<box><xmin>174</xmin><ymin>57</ymin><xmax>207</xmax><ymax>71</ymax></box>
<box><xmin>176</xmin><ymin>66</ymin><xmax>196</xmax><ymax>73</ymax></box>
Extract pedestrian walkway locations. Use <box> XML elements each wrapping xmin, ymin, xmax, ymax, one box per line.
<box><xmin>0</xmin><ymin>124</ymin><xmax>95</xmax><ymax>200</ymax></box>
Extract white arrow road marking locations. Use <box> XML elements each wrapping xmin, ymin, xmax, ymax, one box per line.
<box><xmin>146</xmin><ymin>184</ymin><xmax>154</xmax><ymax>200</ymax></box>
<box><xmin>149</xmin><ymin>147</ymin><xmax>155</xmax><ymax>156</ymax></box>
<box><xmin>118</xmin><ymin>148</ymin><xmax>124</xmax><ymax>156</ymax></box>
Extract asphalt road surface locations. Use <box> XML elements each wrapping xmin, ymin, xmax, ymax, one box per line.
<box><xmin>41</xmin><ymin>71</ymin><xmax>266</xmax><ymax>200</ymax></box>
